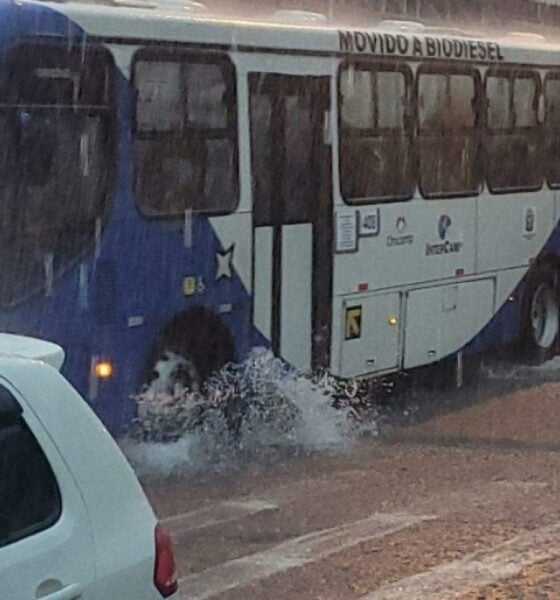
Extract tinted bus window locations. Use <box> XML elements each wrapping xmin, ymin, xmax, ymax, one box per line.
<box><xmin>339</xmin><ymin>62</ymin><xmax>414</xmax><ymax>204</ymax></box>
<box><xmin>420</xmin><ymin>73</ymin><xmax>476</xmax><ymax>129</ymax></box>
<box><xmin>514</xmin><ymin>77</ymin><xmax>538</xmax><ymax>127</ymax></box>
<box><xmin>0</xmin><ymin>43</ymin><xmax>113</xmax><ymax>306</ymax></box>
<box><xmin>133</xmin><ymin>50</ymin><xmax>238</xmax><ymax>216</ymax></box>
<box><xmin>418</xmin><ymin>69</ymin><xmax>480</xmax><ymax>198</ymax></box>
<box><xmin>546</xmin><ymin>76</ymin><xmax>560</xmax><ymax>187</ymax></box>
<box><xmin>487</xmin><ymin>76</ymin><xmax>510</xmax><ymax>129</ymax></box>
<box><xmin>486</xmin><ymin>71</ymin><xmax>542</xmax><ymax>193</ymax></box>
<box><xmin>249</xmin><ymin>74</ymin><xmax>328</xmax><ymax>226</ymax></box>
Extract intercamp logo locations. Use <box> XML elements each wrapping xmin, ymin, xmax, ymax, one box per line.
<box><xmin>438</xmin><ymin>214</ymin><xmax>452</xmax><ymax>240</ymax></box>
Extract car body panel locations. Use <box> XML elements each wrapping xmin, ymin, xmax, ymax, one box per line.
<box><xmin>0</xmin><ymin>337</ymin><xmax>172</xmax><ymax>599</ymax></box>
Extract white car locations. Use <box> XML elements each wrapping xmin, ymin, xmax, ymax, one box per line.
<box><xmin>0</xmin><ymin>334</ymin><xmax>178</xmax><ymax>600</ymax></box>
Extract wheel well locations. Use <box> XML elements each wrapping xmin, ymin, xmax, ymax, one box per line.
<box><xmin>521</xmin><ymin>257</ymin><xmax>560</xmax><ymax>318</ymax></box>
<box><xmin>517</xmin><ymin>255</ymin><xmax>560</xmax><ymax>363</ymax></box>
<box><xmin>148</xmin><ymin>307</ymin><xmax>235</xmax><ymax>382</ymax></box>
<box><xmin>530</xmin><ymin>255</ymin><xmax>560</xmax><ymax>283</ymax></box>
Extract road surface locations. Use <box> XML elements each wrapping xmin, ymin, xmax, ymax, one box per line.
<box><xmin>144</xmin><ymin>363</ymin><xmax>560</xmax><ymax>599</ymax></box>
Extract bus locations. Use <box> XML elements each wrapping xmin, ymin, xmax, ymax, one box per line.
<box><xmin>1</xmin><ymin>0</ymin><xmax>559</xmax><ymax>433</ymax></box>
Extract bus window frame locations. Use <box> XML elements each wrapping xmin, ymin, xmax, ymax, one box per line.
<box><xmin>131</xmin><ymin>46</ymin><xmax>239</xmax><ymax>219</ymax></box>
<box><xmin>416</xmin><ymin>62</ymin><xmax>483</xmax><ymax>201</ymax></box>
<box><xmin>0</xmin><ymin>38</ymin><xmax>116</xmax><ymax>308</ymax></box>
<box><xmin>484</xmin><ymin>67</ymin><xmax>543</xmax><ymax>195</ymax></box>
<box><xmin>544</xmin><ymin>70</ymin><xmax>560</xmax><ymax>190</ymax></box>
<box><xmin>337</xmin><ymin>58</ymin><xmax>415</xmax><ymax>206</ymax></box>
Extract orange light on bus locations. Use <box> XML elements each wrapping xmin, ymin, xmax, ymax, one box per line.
<box><xmin>94</xmin><ymin>361</ymin><xmax>114</xmax><ymax>379</ymax></box>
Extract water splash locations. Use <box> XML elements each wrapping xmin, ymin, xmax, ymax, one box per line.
<box><xmin>483</xmin><ymin>355</ymin><xmax>560</xmax><ymax>381</ymax></box>
<box><xmin>122</xmin><ymin>348</ymin><xmax>378</xmax><ymax>477</ymax></box>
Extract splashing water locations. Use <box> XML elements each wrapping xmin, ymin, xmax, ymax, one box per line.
<box><xmin>122</xmin><ymin>348</ymin><xmax>378</xmax><ymax>477</ymax></box>
<box><xmin>483</xmin><ymin>355</ymin><xmax>560</xmax><ymax>381</ymax></box>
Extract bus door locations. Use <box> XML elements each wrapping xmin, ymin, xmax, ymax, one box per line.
<box><xmin>249</xmin><ymin>73</ymin><xmax>332</xmax><ymax>371</ymax></box>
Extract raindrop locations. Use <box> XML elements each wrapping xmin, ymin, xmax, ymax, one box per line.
<box><xmin>78</xmin><ymin>263</ymin><xmax>89</xmax><ymax>309</ymax></box>
<box><xmin>80</xmin><ymin>132</ymin><xmax>90</xmax><ymax>177</ymax></box>
<box><xmin>183</xmin><ymin>208</ymin><xmax>193</xmax><ymax>248</ymax></box>
<box><xmin>95</xmin><ymin>217</ymin><xmax>102</xmax><ymax>259</ymax></box>
<box><xmin>43</xmin><ymin>252</ymin><xmax>54</xmax><ymax>297</ymax></box>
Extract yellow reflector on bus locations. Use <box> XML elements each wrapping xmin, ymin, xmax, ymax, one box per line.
<box><xmin>94</xmin><ymin>361</ymin><xmax>114</xmax><ymax>379</ymax></box>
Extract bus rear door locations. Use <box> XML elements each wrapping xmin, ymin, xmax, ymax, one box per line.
<box><xmin>249</xmin><ymin>74</ymin><xmax>332</xmax><ymax>371</ymax></box>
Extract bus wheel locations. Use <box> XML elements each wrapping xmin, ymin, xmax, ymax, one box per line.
<box><xmin>148</xmin><ymin>350</ymin><xmax>201</xmax><ymax>394</ymax></box>
<box><xmin>146</xmin><ymin>308</ymin><xmax>235</xmax><ymax>394</ymax></box>
<box><xmin>520</xmin><ymin>265</ymin><xmax>560</xmax><ymax>365</ymax></box>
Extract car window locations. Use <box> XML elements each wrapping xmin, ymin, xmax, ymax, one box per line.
<box><xmin>0</xmin><ymin>387</ymin><xmax>61</xmax><ymax>547</ymax></box>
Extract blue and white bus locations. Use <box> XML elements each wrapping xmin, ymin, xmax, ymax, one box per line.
<box><xmin>1</xmin><ymin>0</ymin><xmax>560</xmax><ymax>433</ymax></box>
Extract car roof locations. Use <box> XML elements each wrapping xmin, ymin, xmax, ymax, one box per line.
<box><xmin>0</xmin><ymin>334</ymin><xmax>65</xmax><ymax>370</ymax></box>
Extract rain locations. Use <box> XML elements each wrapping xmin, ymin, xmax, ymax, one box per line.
<box><xmin>4</xmin><ymin>0</ymin><xmax>560</xmax><ymax>598</ymax></box>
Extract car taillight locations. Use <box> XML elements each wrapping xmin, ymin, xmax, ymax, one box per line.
<box><xmin>154</xmin><ymin>524</ymin><xmax>178</xmax><ymax>597</ymax></box>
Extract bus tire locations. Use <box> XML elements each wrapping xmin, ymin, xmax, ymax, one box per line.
<box><xmin>146</xmin><ymin>308</ymin><xmax>235</xmax><ymax>393</ymax></box>
<box><xmin>520</xmin><ymin>264</ymin><xmax>560</xmax><ymax>365</ymax></box>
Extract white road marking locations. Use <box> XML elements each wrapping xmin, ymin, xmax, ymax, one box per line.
<box><xmin>162</xmin><ymin>476</ymin><xmax>541</xmax><ymax>535</ymax></box>
<box><xmin>161</xmin><ymin>500</ymin><xmax>278</xmax><ymax>535</ymax></box>
<box><xmin>362</xmin><ymin>521</ymin><xmax>560</xmax><ymax>600</ymax></box>
<box><xmin>178</xmin><ymin>512</ymin><xmax>435</xmax><ymax>600</ymax></box>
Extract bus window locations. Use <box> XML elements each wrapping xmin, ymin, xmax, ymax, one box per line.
<box><xmin>250</xmin><ymin>74</ymin><xmax>324</xmax><ymax>226</ymax></box>
<box><xmin>249</xmin><ymin>89</ymin><xmax>273</xmax><ymax>225</ymax></box>
<box><xmin>487</xmin><ymin>76</ymin><xmax>510</xmax><ymax>129</ymax></box>
<box><xmin>545</xmin><ymin>76</ymin><xmax>560</xmax><ymax>187</ymax></box>
<box><xmin>514</xmin><ymin>77</ymin><xmax>538</xmax><ymax>127</ymax></box>
<box><xmin>486</xmin><ymin>71</ymin><xmax>542</xmax><ymax>193</ymax></box>
<box><xmin>135</xmin><ymin>61</ymin><xmax>183</xmax><ymax>132</ymax></box>
<box><xmin>0</xmin><ymin>42</ymin><xmax>113</xmax><ymax>306</ymax></box>
<box><xmin>339</xmin><ymin>62</ymin><xmax>414</xmax><ymax>204</ymax></box>
<box><xmin>418</xmin><ymin>69</ymin><xmax>480</xmax><ymax>198</ymax></box>
<box><xmin>284</xmin><ymin>93</ymin><xmax>315</xmax><ymax>223</ymax></box>
<box><xmin>0</xmin><ymin>44</ymin><xmax>111</xmax><ymax>235</ymax></box>
<box><xmin>133</xmin><ymin>50</ymin><xmax>238</xmax><ymax>216</ymax></box>
<box><xmin>340</xmin><ymin>69</ymin><xmax>374</xmax><ymax>130</ymax></box>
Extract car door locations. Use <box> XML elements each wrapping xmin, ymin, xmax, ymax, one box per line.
<box><xmin>0</xmin><ymin>381</ymin><xmax>96</xmax><ymax>600</ymax></box>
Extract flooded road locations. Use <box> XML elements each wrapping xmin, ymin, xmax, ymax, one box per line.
<box><xmin>141</xmin><ymin>359</ymin><xmax>560</xmax><ymax>599</ymax></box>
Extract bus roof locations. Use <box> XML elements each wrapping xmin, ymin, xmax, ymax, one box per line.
<box><xmin>15</xmin><ymin>0</ymin><xmax>560</xmax><ymax>65</ymax></box>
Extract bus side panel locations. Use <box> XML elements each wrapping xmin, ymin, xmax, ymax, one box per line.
<box><xmin>477</xmin><ymin>190</ymin><xmax>556</xmax><ymax>273</ymax></box>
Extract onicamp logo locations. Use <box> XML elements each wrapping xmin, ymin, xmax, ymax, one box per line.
<box><xmin>438</xmin><ymin>214</ymin><xmax>452</xmax><ymax>240</ymax></box>
<box><xmin>386</xmin><ymin>215</ymin><xmax>413</xmax><ymax>247</ymax></box>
